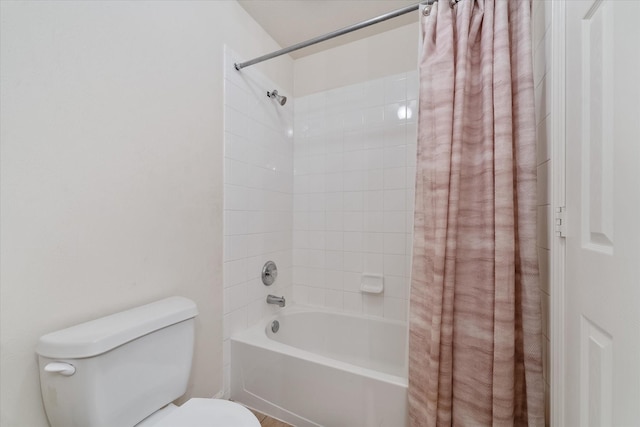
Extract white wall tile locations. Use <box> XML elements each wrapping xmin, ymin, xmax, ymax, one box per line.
<box><xmin>224</xmin><ymin>283</ymin><xmax>248</xmax><ymax>314</ymax></box>
<box><xmin>223</xmin><ymin>338</ymin><xmax>231</xmax><ymax>367</ymax></box>
<box><xmin>343</xmin><ymin>171</ymin><xmax>367</xmax><ymax>191</ymax></box>
<box><xmin>363</xmin><ymin>232</ymin><xmax>384</xmax><ymax>253</ymax></box>
<box><xmin>343</xmin><ymin>149</ymin><xmax>367</xmax><ymax>171</ymax></box>
<box><xmin>343</xmin><ymin>212</ymin><xmax>364</xmax><ymax>231</ymax></box>
<box><xmin>325</xmin><ymin>270</ymin><xmax>344</xmax><ymax>291</ymax></box>
<box><xmin>307</xmin><ymin>249</ymin><xmax>325</xmax><ymax>269</ymax></box>
<box><xmin>383</xmin><ymin>124</ymin><xmax>406</xmax><ymax>147</ymax></box>
<box><xmin>325</xmin><ymin>290</ymin><xmax>344</xmax><ymax>310</ymax></box>
<box><xmin>343</xmin><ymin>292</ymin><xmax>363</xmax><ymax>313</ymax></box>
<box><xmin>363</xmin><ymin>294</ymin><xmax>384</xmax><ymax>316</ymax></box>
<box><xmin>245</xmin><ymin>277</ymin><xmax>265</xmax><ymax>303</ymax></box>
<box><xmin>383</xmin><ymin>167</ymin><xmax>406</xmax><ymax>189</ymax></box>
<box><xmin>541</xmin><ymin>292</ymin><xmax>550</xmax><ymax>338</ymax></box>
<box><xmin>223</xmin><ymin>210</ymin><xmax>247</xmax><ymax>236</ymax></box>
<box><xmin>365</xmin><ymin>126</ymin><xmax>387</xmax><ymax>149</ymax></box>
<box><xmin>344</xmin><ymin>130</ymin><xmax>365</xmax><ymax>152</ymax></box>
<box><xmin>538</xmin><ymin>247</ymin><xmax>551</xmax><ymax>294</ymax></box>
<box><xmin>343</xmin><ymin>251</ymin><xmax>363</xmax><ymax>272</ymax></box>
<box><xmin>363</xmin><ymin>106</ymin><xmax>385</xmax><ymax>126</ymax></box>
<box><xmin>384</xmin><ymin>233</ymin><xmax>406</xmax><ymax>255</ymax></box>
<box><xmin>384</xmin><ymin>275</ymin><xmax>408</xmax><ymax>299</ymax></box>
<box><xmin>307</xmin><ymin>286</ymin><xmax>325</xmax><ymax>306</ymax></box>
<box><xmin>224</xmin><ymin>235</ymin><xmax>247</xmax><ymax>261</ymax></box>
<box><xmin>367</xmin><ymin>169</ymin><xmax>384</xmax><ymax>191</ymax></box>
<box><xmin>405</xmin><ymin>167</ymin><xmax>416</xmax><ymax>189</ymax></box>
<box><xmin>344</xmin><ymin>191</ymin><xmax>364</xmax><ymax>211</ymax></box>
<box><xmin>405</xmin><ymin>211</ymin><xmax>414</xmax><ymax>234</ymax></box>
<box><xmin>343</xmin><ymin>271</ymin><xmax>361</xmax><ymax>293</ymax></box>
<box><xmin>308</xmin><ymin>212</ymin><xmax>325</xmax><ymax>230</ymax></box>
<box><xmin>537</xmin><ymin>161</ymin><xmax>550</xmax><ymax>205</ymax></box>
<box><xmin>325</xmin><ymin>231</ymin><xmax>343</xmax><ymax>251</ymax></box>
<box><xmin>364</xmin><ymin>191</ymin><xmax>384</xmax><ymax>211</ymax></box>
<box><xmin>384</xmin><ymin>297</ymin><xmax>407</xmax><ymax>321</ymax></box>
<box><xmin>366</xmin><ymin>148</ymin><xmax>384</xmax><ymax>170</ymax></box>
<box><xmin>537</xmin><ymin>205</ymin><xmax>551</xmax><ymax>250</ymax></box>
<box><xmin>325</xmin><ymin>212</ymin><xmax>342</xmax><ymax>231</ymax></box>
<box><xmin>224</xmin><ymin>158</ymin><xmax>248</xmax><ymax>187</ymax></box>
<box><xmin>225</xmin><ymin>107</ymin><xmax>249</xmax><ymax>138</ymax></box>
<box><xmin>384</xmin><ymin>211</ymin><xmax>406</xmax><ymax>233</ymax></box>
<box><xmin>224</xmin><ymin>259</ymin><xmax>247</xmax><ymax>288</ymax></box>
<box><xmin>293</xmin><ymin>284</ymin><xmax>309</xmax><ymax>304</ymax></box>
<box><xmin>307</xmin><ymin>267</ymin><xmax>325</xmax><ymax>288</ymax></box>
<box><xmin>384</xmin><ymin>74</ymin><xmax>407</xmax><ymax>104</ymax></box>
<box><xmin>325</xmin><ymin>251</ymin><xmax>344</xmax><ymax>270</ymax></box>
<box><xmin>406</xmin><ymin>71</ymin><xmax>419</xmax><ymax>100</ymax></box>
<box><xmin>325</xmin><ymin>172</ymin><xmax>344</xmax><ymax>192</ymax></box>
<box><xmin>383</xmin><ymin>189</ymin><xmax>407</xmax><ymax>211</ymax></box>
<box><xmin>383</xmin><ymin>146</ymin><xmax>407</xmax><ymax>169</ymax></box>
<box><xmin>384</xmin><ymin>254</ymin><xmax>407</xmax><ymax>277</ymax></box>
<box><xmin>364</xmin><ymin>211</ymin><xmax>384</xmax><ymax>232</ymax></box>
<box><xmin>246</xmin><ymin>299</ymin><xmax>264</xmax><ymax>326</ymax></box>
<box><xmin>344</xmin><ymin>232</ymin><xmax>363</xmax><ymax>252</ymax></box>
<box><xmin>532</xmin><ymin>0</ymin><xmax>547</xmax><ymax>50</ymax></box>
<box><xmin>223</xmin><ymin>307</ymin><xmax>247</xmax><ymax>340</ymax></box>
<box><xmin>536</xmin><ymin>115</ymin><xmax>551</xmax><ymax>164</ymax></box>
<box><xmin>325</xmin><ymin>192</ymin><xmax>344</xmax><ymax>211</ymax></box>
<box><xmin>363</xmin><ymin>254</ymin><xmax>384</xmax><ymax>275</ymax></box>
<box><xmin>406</xmin><ymin>122</ymin><xmax>418</xmax><ymax>146</ymax></box>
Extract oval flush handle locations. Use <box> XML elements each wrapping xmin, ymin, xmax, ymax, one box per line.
<box><xmin>44</xmin><ymin>362</ymin><xmax>76</xmax><ymax>376</ymax></box>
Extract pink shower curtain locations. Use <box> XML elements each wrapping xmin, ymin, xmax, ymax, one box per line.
<box><xmin>408</xmin><ymin>0</ymin><xmax>544</xmax><ymax>425</ymax></box>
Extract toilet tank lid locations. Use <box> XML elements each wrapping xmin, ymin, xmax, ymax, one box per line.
<box><xmin>36</xmin><ymin>297</ymin><xmax>198</xmax><ymax>359</ymax></box>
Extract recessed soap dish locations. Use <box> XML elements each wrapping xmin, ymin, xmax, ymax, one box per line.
<box><xmin>360</xmin><ymin>274</ymin><xmax>384</xmax><ymax>294</ymax></box>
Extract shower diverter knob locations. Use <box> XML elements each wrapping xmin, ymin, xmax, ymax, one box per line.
<box><xmin>44</xmin><ymin>362</ymin><xmax>76</xmax><ymax>376</ymax></box>
<box><xmin>262</xmin><ymin>260</ymin><xmax>278</xmax><ymax>286</ymax></box>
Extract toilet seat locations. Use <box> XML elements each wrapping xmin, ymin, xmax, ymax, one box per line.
<box><xmin>152</xmin><ymin>398</ymin><xmax>260</xmax><ymax>427</ymax></box>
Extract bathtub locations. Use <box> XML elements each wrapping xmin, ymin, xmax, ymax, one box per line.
<box><xmin>230</xmin><ymin>305</ymin><xmax>408</xmax><ymax>427</ymax></box>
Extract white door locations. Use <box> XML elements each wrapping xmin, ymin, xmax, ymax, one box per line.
<box><xmin>564</xmin><ymin>0</ymin><xmax>640</xmax><ymax>426</ymax></box>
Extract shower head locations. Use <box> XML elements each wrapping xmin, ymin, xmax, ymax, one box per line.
<box><xmin>267</xmin><ymin>90</ymin><xmax>287</xmax><ymax>106</ymax></box>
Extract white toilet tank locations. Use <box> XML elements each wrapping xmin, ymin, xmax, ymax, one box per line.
<box><xmin>36</xmin><ymin>297</ymin><xmax>199</xmax><ymax>427</ymax></box>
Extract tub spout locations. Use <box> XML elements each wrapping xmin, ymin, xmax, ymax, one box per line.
<box><xmin>266</xmin><ymin>295</ymin><xmax>285</xmax><ymax>307</ymax></box>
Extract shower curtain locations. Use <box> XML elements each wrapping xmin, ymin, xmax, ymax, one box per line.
<box><xmin>408</xmin><ymin>0</ymin><xmax>544</xmax><ymax>426</ymax></box>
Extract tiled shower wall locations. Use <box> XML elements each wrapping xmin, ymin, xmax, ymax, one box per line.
<box><xmin>291</xmin><ymin>71</ymin><xmax>418</xmax><ymax>320</ymax></box>
<box><xmin>222</xmin><ymin>48</ymin><xmax>293</xmax><ymax>397</ymax></box>
<box><xmin>532</xmin><ymin>1</ymin><xmax>552</xmax><ymax>424</ymax></box>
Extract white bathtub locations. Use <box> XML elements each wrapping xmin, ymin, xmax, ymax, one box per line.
<box><xmin>230</xmin><ymin>305</ymin><xmax>408</xmax><ymax>427</ymax></box>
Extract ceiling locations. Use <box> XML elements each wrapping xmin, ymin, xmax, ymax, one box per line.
<box><xmin>237</xmin><ymin>0</ymin><xmax>419</xmax><ymax>59</ymax></box>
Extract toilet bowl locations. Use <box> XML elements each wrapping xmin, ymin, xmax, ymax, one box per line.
<box><xmin>36</xmin><ymin>297</ymin><xmax>260</xmax><ymax>427</ymax></box>
<box><xmin>148</xmin><ymin>399</ymin><xmax>259</xmax><ymax>427</ymax></box>
<box><xmin>138</xmin><ymin>399</ymin><xmax>260</xmax><ymax>427</ymax></box>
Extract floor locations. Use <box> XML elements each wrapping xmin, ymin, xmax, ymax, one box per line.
<box><xmin>249</xmin><ymin>408</ymin><xmax>292</xmax><ymax>427</ymax></box>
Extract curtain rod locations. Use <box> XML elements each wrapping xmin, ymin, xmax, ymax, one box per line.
<box><xmin>234</xmin><ymin>1</ymin><xmax>433</xmax><ymax>71</ymax></box>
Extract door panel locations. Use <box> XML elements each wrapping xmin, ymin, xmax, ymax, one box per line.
<box><xmin>565</xmin><ymin>0</ymin><xmax>640</xmax><ymax>426</ymax></box>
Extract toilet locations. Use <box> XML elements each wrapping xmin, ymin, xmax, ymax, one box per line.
<box><xmin>36</xmin><ymin>296</ymin><xmax>260</xmax><ymax>427</ymax></box>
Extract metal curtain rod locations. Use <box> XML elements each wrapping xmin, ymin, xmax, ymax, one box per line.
<box><xmin>234</xmin><ymin>1</ymin><xmax>433</xmax><ymax>71</ymax></box>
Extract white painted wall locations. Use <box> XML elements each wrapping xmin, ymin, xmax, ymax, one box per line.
<box><xmin>294</xmin><ymin>22</ymin><xmax>419</xmax><ymax>97</ymax></box>
<box><xmin>0</xmin><ymin>2</ymin><xmax>292</xmax><ymax>426</ymax></box>
<box><xmin>532</xmin><ymin>1</ymin><xmax>553</xmax><ymax>424</ymax></box>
